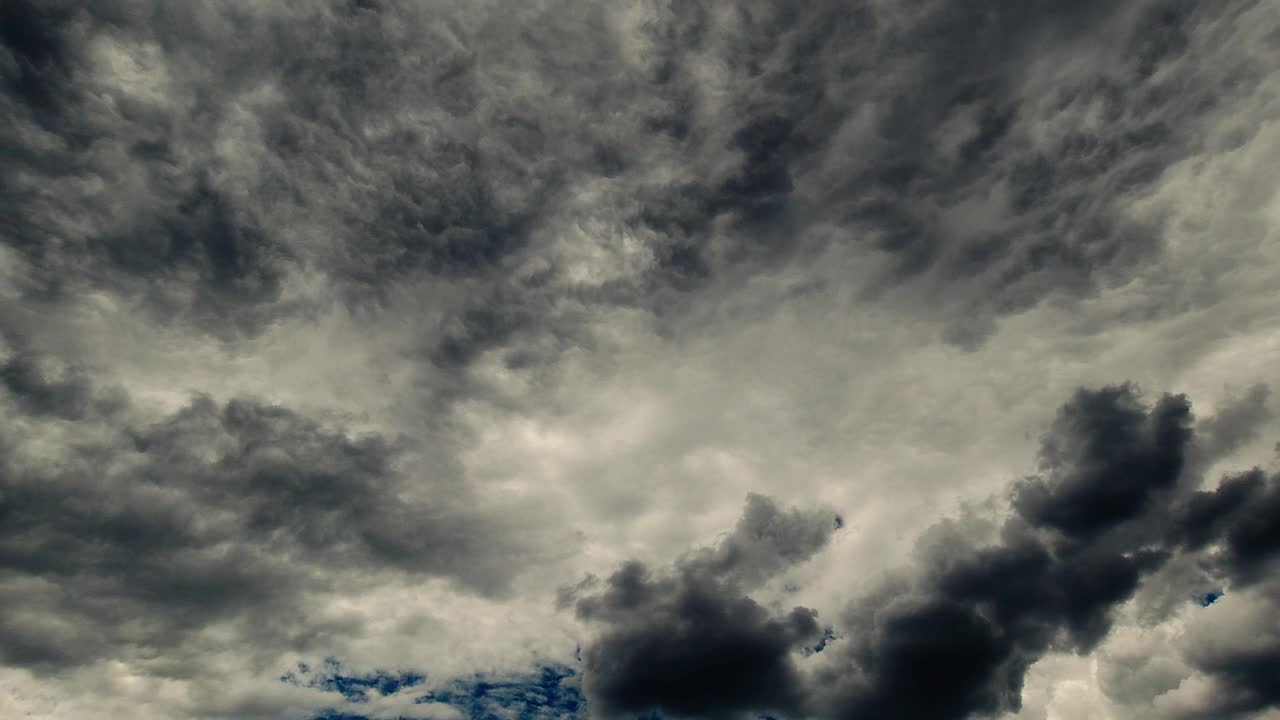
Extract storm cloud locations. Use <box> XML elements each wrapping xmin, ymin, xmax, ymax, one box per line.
<box><xmin>568</xmin><ymin>494</ymin><xmax>837</xmax><ymax>720</ymax></box>
<box><xmin>2</xmin><ymin>0</ymin><xmax>1279</xmax><ymax>718</ymax></box>
<box><xmin>574</xmin><ymin>386</ymin><xmax>1280</xmax><ymax>720</ymax></box>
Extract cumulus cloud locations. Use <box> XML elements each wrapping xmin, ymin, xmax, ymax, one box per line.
<box><xmin>572</xmin><ymin>386</ymin><xmax>1280</xmax><ymax>720</ymax></box>
<box><xmin>568</xmin><ymin>494</ymin><xmax>837</xmax><ymax>720</ymax></box>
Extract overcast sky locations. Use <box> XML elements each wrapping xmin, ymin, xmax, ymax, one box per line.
<box><xmin>2</xmin><ymin>1</ymin><xmax>1280</xmax><ymax>719</ymax></box>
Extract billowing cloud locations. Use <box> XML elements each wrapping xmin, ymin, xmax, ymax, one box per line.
<box><xmin>572</xmin><ymin>386</ymin><xmax>1280</xmax><ymax>720</ymax></box>
<box><xmin>568</xmin><ymin>494</ymin><xmax>837</xmax><ymax>720</ymax></box>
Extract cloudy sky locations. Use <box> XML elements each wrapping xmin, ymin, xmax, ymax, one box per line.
<box><xmin>2</xmin><ymin>1</ymin><xmax>1280</xmax><ymax>718</ymax></box>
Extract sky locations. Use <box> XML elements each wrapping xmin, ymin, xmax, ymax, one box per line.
<box><xmin>1</xmin><ymin>1</ymin><xmax>1280</xmax><ymax>719</ymax></box>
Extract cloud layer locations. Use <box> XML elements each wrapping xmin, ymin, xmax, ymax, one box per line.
<box><xmin>2</xmin><ymin>1</ymin><xmax>1279</xmax><ymax>719</ymax></box>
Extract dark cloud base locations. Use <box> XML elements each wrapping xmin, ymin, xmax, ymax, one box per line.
<box><xmin>568</xmin><ymin>494</ymin><xmax>838</xmax><ymax>720</ymax></box>
<box><xmin>571</xmin><ymin>385</ymin><xmax>1280</xmax><ymax>720</ymax></box>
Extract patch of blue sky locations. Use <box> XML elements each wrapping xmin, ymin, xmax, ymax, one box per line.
<box><xmin>283</xmin><ymin>657</ymin><xmax>427</xmax><ymax>703</ymax></box>
<box><xmin>424</xmin><ymin>665</ymin><xmax>583</xmax><ymax>720</ymax></box>
<box><xmin>288</xmin><ymin>660</ymin><xmax>584</xmax><ymax>720</ymax></box>
<box><xmin>802</xmin><ymin>627</ymin><xmax>837</xmax><ymax>656</ymax></box>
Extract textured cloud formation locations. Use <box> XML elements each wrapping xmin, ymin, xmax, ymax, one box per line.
<box><xmin>817</xmin><ymin>387</ymin><xmax>1191</xmax><ymax>719</ymax></box>
<box><xmin>2</xmin><ymin>1</ymin><xmax>1280</xmax><ymax>719</ymax></box>
<box><xmin>5</xmin><ymin>1</ymin><xmax>1271</xmax><ymax>346</ymax></box>
<box><xmin>0</xmin><ymin>365</ymin><xmax>542</xmax><ymax>675</ymax></box>
<box><xmin>575</xmin><ymin>386</ymin><xmax>1280</xmax><ymax>720</ymax></box>
<box><xmin>568</xmin><ymin>495</ymin><xmax>837</xmax><ymax>720</ymax></box>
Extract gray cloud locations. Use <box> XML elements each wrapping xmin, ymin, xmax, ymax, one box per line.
<box><xmin>1174</xmin><ymin>582</ymin><xmax>1280</xmax><ymax>719</ymax></box>
<box><xmin>811</xmin><ymin>385</ymin><xmax>1189</xmax><ymax>719</ymax></box>
<box><xmin>822</xmin><ymin>384</ymin><xmax>1280</xmax><ymax>720</ymax></box>
<box><xmin>573</xmin><ymin>385</ymin><xmax>1280</xmax><ymax>720</ymax></box>
<box><xmin>0</xmin><ymin>358</ymin><xmax>539</xmax><ymax>675</ymax></box>
<box><xmin>608</xmin><ymin>0</ymin><xmax>1259</xmax><ymax>345</ymax></box>
<box><xmin>1173</xmin><ymin>468</ymin><xmax>1280</xmax><ymax>588</ymax></box>
<box><xmin>569</xmin><ymin>494</ymin><xmax>838</xmax><ymax>720</ymax></box>
<box><xmin>1011</xmin><ymin>385</ymin><xmax>1193</xmax><ymax>538</ymax></box>
<box><xmin>2</xmin><ymin>1</ymin><xmax>1278</xmax><ymax>718</ymax></box>
<box><xmin>5</xmin><ymin>1</ymin><xmax>1268</xmax><ymax>355</ymax></box>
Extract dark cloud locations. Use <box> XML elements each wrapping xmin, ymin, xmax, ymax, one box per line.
<box><xmin>679</xmin><ymin>492</ymin><xmax>842</xmax><ymax>589</ymax></box>
<box><xmin>825</xmin><ymin>539</ymin><xmax>1172</xmax><ymax>719</ymax></box>
<box><xmin>0</xmin><ymin>0</ymin><xmax>76</xmax><ymax>113</ymax></box>
<box><xmin>575</xmin><ymin>385</ymin><xmax>1280</xmax><ymax>720</ymax></box>
<box><xmin>815</xmin><ymin>385</ymin><xmax>1188</xmax><ymax>720</ymax></box>
<box><xmin>55</xmin><ymin>181</ymin><xmax>296</xmax><ymax>340</ymax></box>
<box><xmin>0</xmin><ymin>367</ymin><xmax>532</xmax><ymax>673</ymax></box>
<box><xmin>1012</xmin><ymin>385</ymin><xmax>1193</xmax><ymax>538</ymax></box>
<box><xmin>0</xmin><ymin>1</ymin><xmax>568</xmax><ymax>342</ymax></box>
<box><xmin>624</xmin><ymin>0</ymin><xmax>1256</xmax><ymax>345</ymax></box>
<box><xmin>570</xmin><ymin>494</ymin><xmax>837</xmax><ymax>720</ymax></box>
<box><xmin>819</xmin><ymin>384</ymin><xmax>1280</xmax><ymax>720</ymax></box>
<box><xmin>0</xmin><ymin>351</ymin><xmax>104</xmax><ymax>420</ymax></box>
<box><xmin>4</xmin><ymin>0</ymin><xmax>1263</xmax><ymax>357</ymax></box>
<box><xmin>0</xmin><ymin>2</ymin><xmax>292</xmax><ymax>338</ymax></box>
<box><xmin>1</xmin><ymin>1</ymin><xmax>1276</xmax><ymax>716</ymax></box>
<box><xmin>1173</xmin><ymin>469</ymin><xmax>1280</xmax><ymax>588</ymax></box>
